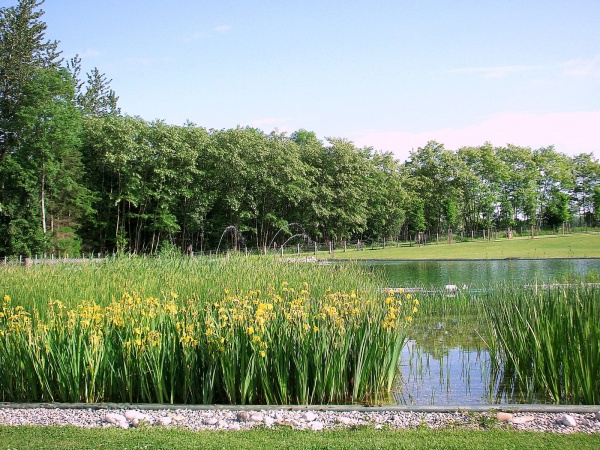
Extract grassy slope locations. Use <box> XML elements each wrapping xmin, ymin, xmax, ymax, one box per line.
<box><xmin>1</xmin><ymin>426</ymin><xmax>599</xmax><ymax>450</ymax></box>
<box><xmin>323</xmin><ymin>233</ymin><xmax>600</xmax><ymax>260</ymax></box>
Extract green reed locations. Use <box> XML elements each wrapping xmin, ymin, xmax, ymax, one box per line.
<box><xmin>0</xmin><ymin>256</ymin><xmax>416</xmax><ymax>404</ymax></box>
<box><xmin>481</xmin><ymin>282</ymin><xmax>600</xmax><ymax>404</ymax></box>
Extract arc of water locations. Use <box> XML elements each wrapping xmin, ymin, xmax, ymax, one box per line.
<box><xmin>216</xmin><ymin>225</ymin><xmax>245</xmax><ymax>254</ymax></box>
<box><xmin>281</xmin><ymin>233</ymin><xmax>309</xmax><ymax>247</ymax></box>
<box><xmin>268</xmin><ymin>223</ymin><xmax>307</xmax><ymax>248</ymax></box>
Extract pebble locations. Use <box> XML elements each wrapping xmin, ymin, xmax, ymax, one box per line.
<box><xmin>310</xmin><ymin>421</ymin><xmax>324</xmax><ymax>431</ymax></box>
<box><xmin>158</xmin><ymin>416</ymin><xmax>173</xmax><ymax>426</ymax></box>
<box><xmin>0</xmin><ymin>408</ymin><xmax>598</xmax><ymax>434</ymax></box>
<box><xmin>561</xmin><ymin>415</ymin><xmax>577</xmax><ymax>427</ymax></box>
<box><xmin>595</xmin><ymin>411</ymin><xmax>600</xmax><ymax>420</ymax></box>
<box><xmin>302</xmin><ymin>411</ymin><xmax>318</xmax><ymax>422</ymax></box>
<box><xmin>125</xmin><ymin>410</ymin><xmax>147</xmax><ymax>421</ymax></box>
<box><xmin>510</xmin><ymin>415</ymin><xmax>535</xmax><ymax>424</ymax></box>
<box><xmin>104</xmin><ymin>413</ymin><xmax>126</xmax><ymax>424</ymax></box>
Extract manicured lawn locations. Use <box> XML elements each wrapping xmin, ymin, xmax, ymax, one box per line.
<box><xmin>1</xmin><ymin>426</ymin><xmax>599</xmax><ymax>449</ymax></box>
<box><xmin>325</xmin><ymin>232</ymin><xmax>600</xmax><ymax>260</ymax></box>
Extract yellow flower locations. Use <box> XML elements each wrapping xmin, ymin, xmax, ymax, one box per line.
<box><xmin>3</xmin><ymin>295</ymin><xmax>10</xmax><ymax>302</ymax></box>
<box><xmin>247</xmin><ymin>326</ymin><xmax>254</xmax><ymax>335</ymax></box>
<box><xmin>413</xmin><ymin>307</ymin><xmax>418</xmax><ymax>313</ymax></box>
<box><xmin>406</xmin><ymin>294</ymin><xmax>412</xmax><ymax>300</ymax></box>
<box><xmin>259</xmin><ymin>350</ymin><xmax>266</xmax><ymax>358</ymax></box>
<box><xmin>406</xmin><ymin>316</ymin><xmax>413</xmax><ymax>323</ymax></box>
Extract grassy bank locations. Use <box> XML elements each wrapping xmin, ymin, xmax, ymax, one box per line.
<box><xmin>1</xmin><ymin>426</ymin><xmax>598</xmax><ymax>449</ymax></box>
<box><xmin>323</xmin><ymin>232</ymin><xmax>600</xmax><ymax>260</ymax></box>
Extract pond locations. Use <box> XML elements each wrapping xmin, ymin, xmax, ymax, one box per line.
<box><xmin>361</xmin><ymin>259</ymin><xmax>600</xmax><ymax>405</ymax></box>
<box><xmin>361</xmin><ymin>258</ymin><xmax>600</xmax><ymax>289</ymax></box>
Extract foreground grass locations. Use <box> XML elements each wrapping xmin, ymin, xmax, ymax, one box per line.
<box><xmin>325</xmin><ymin>232</ymin><xmax>600</xmax><ymax>260</ymax></box>
<box><xmin>1</xmin><ymin>426</ymin><xmax>598</xmax><ymax>450</ymax></box>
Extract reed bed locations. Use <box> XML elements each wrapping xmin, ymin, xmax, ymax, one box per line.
<box><xmin>0</xmin><ymin>257</ymin><xmax>417</xmax><ymax>404</ymax></box>
<box><xmin>482</xmin><ymin>283</ymin><xmax>600</xmax><ymax>404</ymax></box>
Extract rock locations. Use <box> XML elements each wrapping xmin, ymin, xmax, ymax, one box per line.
<box><xmin>250</xmin><ymin>413</ymin><xmax>264</xmax><ymax>422</ymax></box>
<box><xmin>204</xmin><ymin>417</ymin><xmax>218</xmax><ymax>425</ymax></box>
<box><xmin>168</xmin><ymin>413</ymin><xmax>186</xmax><ymax>422</ymax></box>
<box><xmin>302</xmin><ymin>411</ymin><xmax>318</xmax><ymax>422</ymax></box>
<box><xmin>228</xmin><ymin>422</ymin><xmax>241</xmax><ymax>430</ymax></box>
<box><xmin>509</xmin><ymin>415</ymin><xmax>535</xmax><ymax>424</ymax></box>
<box><xmin>496</xmin><ymin>412</ymin><xmax>513</xmax><ymax>422</ymax></box>
<box><xmin>218</xmin><ymin>419</ymin><xmax>229</xmax><ymax>428</ymax></box>
<box><xmin>594</xmin><ymin>411</ymin><xmax>600</xmax><ymax>420</ymax></box>
<box><xmin>374</xmin><ymin>424</ymin><xmax>382</xmax><ymax>429</ymax></box>
<box><xmin>581</xmin><ymin>418</ymin><xmax>592</xmax><ymax>427</ymax></box>
<box><xmin>264</xmin><ymin>416</ymin><xmax>275</xmax><ymax>426</ymax></box>
<box><xmin>561</xmin><ymin>415</ymin><xmax>577</xmax><ymax>427</ymax></box>
<box><xmin>117</xmin><ymin>421</ymin><xmax>129</xmax><ymax>429</ymax></box>
<box><xmin>337</xmin><ymin>417</ymin><xmax>353</xmax><ymax>425</ymax></box>
<box><xmin>237</xmin><ymin>411</ymin><xmax>251</xmax><ymax>422</ymax></box>
<box><xmin>310</xmin><ymin>421</ymin><xmax>324</xmax><ymax>431</ymax></box>
<box><xmin>125</xmin><ymin>410</ymin><xmax>147</xmax><ymax>421</ymax></box>
<box><xmin>158</xmin><ymin>416</ymin><xmax>173</xmax><ymax>426</ymax></box>
<box><xmin>104</xmin><ymin>413</ymin><xmax>127</xmax><ymax>425</ymax></box>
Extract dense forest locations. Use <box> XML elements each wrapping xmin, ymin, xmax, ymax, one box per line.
<box><xmin>2</xmin><ymin>1</ymin><xmax>600</xmax><ymax>257</ymax></box>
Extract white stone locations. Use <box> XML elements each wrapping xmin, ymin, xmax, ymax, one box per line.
<box><xmin>374</xmin><ymin>424</ymin><xmax>383</xmax><ymax>429</ymax></box>
<box><xmin>594</xmin><ymin>411</ymin><xmax>600</xmax><ymax>420</ymax></box>
<box><xmin>124</xmin><ymin>410</ymin><xmax>147</xmax><ymax>421</ymax></box>
<box><xmin>118</xmin><ymin>421</ymin><xmax>129</xmax><ymax>429</ymax></box>
<box><xmin>337</xmin><ymin>417</ymin><xmax>353</xmax><ymax>425</ymax></box>
<box><xmin>509</xmin><ymin>415</ymin><xmax>534</xmax><ymax>424</ymax></box>
<box><xmin>228</xmin><ymin>422</ymin><xmax>241</xmax><ymax>430</ymax></box>
<box><xmin>167</xmin><ymin>413</ymin><xmax>185</xmax><ymax>422</ymax></box>
<box><xmin>204</xmin><ymin>417</ymin><xmax>218</xmax><ymax>425</ymax></box>
<box><xmin>561</xmin><ymin>415</ymin><xmax>577</xmax><ymax>427</ymax></box>
<box><xmin>310</xmin><ymin>421</ymin><xmax>324</xmax><ymax>431</ymax></box>
<box><xmin>275</xmin><ymin>412</ymin><xmax>284</xmax><ymax>421</ymax></box>
<box><xmin>303</xmin><ymin>411</ymin><xmax>318</xmax><ymax>422</ymax></box>
<box><xmin>445</xmin><ymin>284</ymin><xmax>458</xmax><ymax>291</ymax></box>
<box><xmin>250</xmin><ymin>413</ymin><xmax>264</xmax><ymax>422</ymax></box>
<box><xmin>218</xmin><ymin>419</ymin><xmax>229</xmax><ymax>428</ymax></box>
<box><xmin>264</xmin><ymin>416</ymin><xmax>275</xmax><ymax>426</ymax></box>
<box><xmin>158</xmin><ymin>416</ymin><xmax>173</xmax><ymax>426</ymax></box>
<box><xmin>104</xmin><ymin>413</ymin><xmax>127</xmax><ymax>425</ymax></box>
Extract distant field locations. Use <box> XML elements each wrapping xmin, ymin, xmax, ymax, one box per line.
<box><xmin>323</xmin><ymin>232</ymin><xmax>600</xmax><ymax>260</ymax></box>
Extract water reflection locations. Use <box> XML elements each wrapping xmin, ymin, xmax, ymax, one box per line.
<box><xmin>364</xmin><ymin>258</ymin><xmax>600</xmax><ymax>288</ymax></box>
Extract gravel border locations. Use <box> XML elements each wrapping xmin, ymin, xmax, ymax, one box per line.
<box><xmin>1</xmin><ymin>404</ymin><xmax>599</xmax><ymax>434</ymax></box>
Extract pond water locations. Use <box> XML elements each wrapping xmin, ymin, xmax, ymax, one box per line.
<box><xmin>361</xmin><ymin>258</ymin><xmax>600</xmax><ymax>289</ymax></box>
<box><xmin>359</xmin><ymin>259</ymin><xmax>600</xmax><ymax>405</ymax></box>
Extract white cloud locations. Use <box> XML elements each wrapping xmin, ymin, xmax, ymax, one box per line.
<box><xmin>353</xmin><ymin>111</ymin><xmax>600</xmax><ymax>162</ymax></box>
<box><xmin>561</xmin><ymin>55</ymin><xmax>600</xmax><ymax>77</ymax></box>
<box><xmin>448</xmin><ymin>65</ymin><xmax>544</xmax><ymax>78</ymax></box>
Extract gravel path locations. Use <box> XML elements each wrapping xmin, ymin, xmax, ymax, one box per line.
<box><xmin>1</xmin><ymin>407</ymin><xmax>599</xmax><ymax>434</ymax></box>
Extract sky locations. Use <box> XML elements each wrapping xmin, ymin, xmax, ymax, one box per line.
<box><xmin>31</xmin><ymin>0</ymin><xmax>600</xmax><ymax>162</ymax></box>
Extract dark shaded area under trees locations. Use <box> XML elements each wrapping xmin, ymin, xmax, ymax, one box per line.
<box><xmin>1</xmin><ymin>1</ymin><xmax>600</xmax><ymax>257</ymax></box>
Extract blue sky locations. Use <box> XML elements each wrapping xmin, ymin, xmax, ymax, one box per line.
<box><xmin>35</xmin><ymin>0</ymin><xmax>600</xmax><ymax>162</ymax></box>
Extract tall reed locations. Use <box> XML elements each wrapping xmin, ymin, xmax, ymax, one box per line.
<box><xmin>0</xmin><ymin>257</ymin><xmax>417</xmax><ymax>404</ymax></box>
<box><xmin>482</xmin><ymin>283</ymin><xmax>599</xmax><ymax>404</ymax></box>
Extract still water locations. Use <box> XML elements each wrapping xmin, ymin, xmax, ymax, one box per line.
<box><xmin>360</xmin><ymin>259</ymin><xmax>600</xmax><ymax>405</ymax></box>
<box><xmin>362</xmin><ymin>258</ymin><xmax>600</xmax><ymax>288</ymax></box>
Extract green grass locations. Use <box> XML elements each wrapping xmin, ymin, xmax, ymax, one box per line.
<box><xmin>1</xmin><ymin>426</ymin><xmax>599</xmax><ymax>450</ymax></box>
<box><xmin>323</xmin><ymin>232</ymin><xmax>600</xmax><ymax>260</ymax></box>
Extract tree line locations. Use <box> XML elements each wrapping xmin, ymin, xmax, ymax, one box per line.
<box><xmin>2</xmin><ymin>1</ymin><xmax>600</xmax><ymax>257</ymax></box>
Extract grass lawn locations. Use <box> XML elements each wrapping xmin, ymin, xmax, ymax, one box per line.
<box><xmin>322</xmin><ymin>232</ymin><xmax>600</xmax><ymax>260</ymax></box>
<box><xmin>1</xmin><ymin>426</ymin><xmax>599</xmax><ymax>450</ymax></box>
